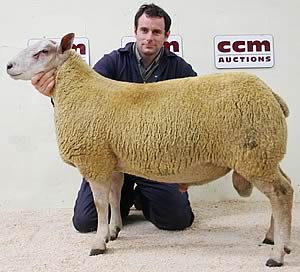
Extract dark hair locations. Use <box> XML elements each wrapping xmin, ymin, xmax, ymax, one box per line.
<box><xmin>134</xmin><ymin>3</ymin><xmax>172</xmax><ymax>33</ymax></box>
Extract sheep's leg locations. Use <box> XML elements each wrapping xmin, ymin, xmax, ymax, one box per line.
<box><xmin>109</xmin><ymin>172</ymin><xmax>124</xmax><ymax>240</ymax></box>
<box><xmin>263</xmin><ymin>167</ymin><xmax>292</xmax><ymax>248</ymax></box>
<box><xmin>89</xmin><ymin>180</ymin><xmax>111</xmax><ymax>255</ymax></box>
<box><xmin>232</xmin><ymin>171</ymin><xmax>253</xmax><ymax>197</ymax></box>
<box><xmin>263</xmin><ymin>215</ymin><xmax>291</xmax><ymax>254</ymax></box>
<box><xmin>251</xmin><ymin>171</ymin><xmax>293</xmax><ymax>267</ymax></box>
<box><xmin>266</xmin><ymin>192</ymin><xmax>292</xmax><ymax>267</ymax></box>
<box><xmin>263</xmin><ymin>216</ymin><xmax>275</xmax><ymax>245</ymax></box>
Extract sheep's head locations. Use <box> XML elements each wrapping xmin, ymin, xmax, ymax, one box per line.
<box><xmin>7</xmin><ymin>33</ymin><xmax>75</xmax><ymax>80</ymax></box>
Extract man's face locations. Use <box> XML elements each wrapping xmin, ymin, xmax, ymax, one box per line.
<box><xmin>135</xmin><ymin>13</ymin><xmax>170</xmax><ymax>58</ymax></box>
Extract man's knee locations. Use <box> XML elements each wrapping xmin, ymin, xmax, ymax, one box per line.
<box><xmin>143</xmin><ymin>193</ymin><xmax>194</xmax><ymax>230</ymax></box>
<box><xmin>152</xmin><ymin>207</ymin><xmax>194</xmax><ymax>230</ymax></box>
<box><xmin>72</xmin><ymin>213</ymin><xmax>97</xmax><ymax>233</ymax></box>
<box><xmin>170</xmin><ymin>209</ymin><xmax>194</xmax><ymax>230</ymax></box>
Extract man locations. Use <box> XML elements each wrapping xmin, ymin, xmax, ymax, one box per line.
<box><xmin>32</xmin><ymin>3</ymin><xmax>197</xmax><ymax>232</ymax></box>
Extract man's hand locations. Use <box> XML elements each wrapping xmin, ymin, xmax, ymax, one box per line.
<box><xmin>31</xmin><ymin>68</ymin><xmax>57</xmax><ymax>97</ymax></box>
<box><xmin>178</xmin><ymin>183</ymin><xmax>189</xmax><ymax>192</ymax></box>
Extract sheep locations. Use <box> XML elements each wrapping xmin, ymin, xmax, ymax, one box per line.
<box><xmin>6</xmin><ymin>33</ymin><xmax>293</xmax><ymax>267</ymax></box>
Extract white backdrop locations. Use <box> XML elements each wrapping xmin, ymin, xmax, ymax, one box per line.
<box><xmin>0</xmin><ymin>0</ymin><xmax>299</xmax><ymax>208</ymax></box>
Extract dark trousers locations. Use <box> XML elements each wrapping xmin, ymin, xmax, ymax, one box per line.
<box><xmin>72</xmin><ymin>174</ymin><xmax>194</xmax><ymax>232</ymax></box>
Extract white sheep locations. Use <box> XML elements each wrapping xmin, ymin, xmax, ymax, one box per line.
<box><xmin>7</xmin><ymin>33</ymin><xmax>293</xmax><ymax>267</ymax></box>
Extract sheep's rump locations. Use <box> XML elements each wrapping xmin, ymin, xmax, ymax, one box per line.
<box><xmin>54</xmin><ymin>55</ymin><xmax>288</xmax><ymax>181</ymax></box>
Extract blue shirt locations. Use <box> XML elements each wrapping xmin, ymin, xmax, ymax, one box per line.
<box><xmin>93</xmin><ymin>42</ymin><xmax>197</xmax><ymax>83</ymax></box>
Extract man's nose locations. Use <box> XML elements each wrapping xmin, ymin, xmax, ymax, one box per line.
<box><xmin>145</xmin><ymin>32</ymin><xmax>154</xmax><ymax>40</ymax></box>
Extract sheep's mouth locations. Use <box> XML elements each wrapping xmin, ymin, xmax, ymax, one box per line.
<box><xmin>8</xmin><ymin>72</ymin><xmax>23</xmax><ymax>78</ymax></box>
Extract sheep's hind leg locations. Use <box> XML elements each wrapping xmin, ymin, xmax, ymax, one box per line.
<box><xmin>263</xmin><ymin>167</ymin><xmax>292</xmax><ymax>253</ymax></box>
<box><xmin>232</xmin><ymin>171</ymin><xmax>253</xmax><ymax>197</ymax></box>
<box><xmin>88</xmin><ymin>179</ymin><xmax>111</xmax><ymax>255</ymax></box>
<box><xmin>109</xmin><ymin>172</ymin><xmax>124</xmax><ymax>240</ymax></box>
<box><xmin>251</xmin><ymin>170</ymin><xmax>293</xmax><ymax>267</ymax></box>
<box><xmin>232</xmin><ymin>172</ymin><xmax>276</xmax><ymax>247</ymax></box>
<box><xmin>262</xmin><ymin>216</ymin><xmax>291</xmax><ymax>255</ymax></box>
<box><xmin>263</xmin><ymin>215</ymin><xmax>275</xmax><ymax>245</ymax></box>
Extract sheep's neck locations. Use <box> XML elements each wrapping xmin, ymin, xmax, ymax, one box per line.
<box><xmin>52</xmin><ymin>51</ymin><xmax>109</xmax><ymax>102</ymax></box>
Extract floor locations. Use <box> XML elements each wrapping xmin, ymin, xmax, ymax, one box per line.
<box><xmin>0</xmin><ymin>200</ymin><xmax>299</xmax><ymax>272</ymax></box>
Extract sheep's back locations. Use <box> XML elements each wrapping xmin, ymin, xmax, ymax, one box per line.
<box><xmin>109</xmin><ymin>73</ymin><xmax>288</xmax><ymax>176</ymax></box>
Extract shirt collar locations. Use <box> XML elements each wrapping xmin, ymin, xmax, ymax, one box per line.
<box><xmin>133</xmin><ymin>42</ymin><xmax>164</xmax><ymax>68</ymax></box>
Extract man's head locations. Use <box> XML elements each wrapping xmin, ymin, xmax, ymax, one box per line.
<box><xmin>134</xmin><ymin>4</ymin><xmax>171</xmax><ymax>61</ymax></box>
<box><xmin>134</xmin><ymin>4</ymin><xmax>171</xmax><ymax>33</ymax></box>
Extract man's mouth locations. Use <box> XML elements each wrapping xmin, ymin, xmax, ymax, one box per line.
<box><xmin>144</xmin><ymin>44</ymin><xmax>154</xmax><ymax>48</ymax></box>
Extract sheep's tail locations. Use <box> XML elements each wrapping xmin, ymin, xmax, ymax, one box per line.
<box><xmin>272</xmin><ymin>91</ymin><xmax>290</xmax><ymax>118</ymax></box>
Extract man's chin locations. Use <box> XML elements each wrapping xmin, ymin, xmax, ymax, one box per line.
<box><xmin>142</xmin><ymin>48</ymin><xmax>158</xmax><ymax>56</ymax></box>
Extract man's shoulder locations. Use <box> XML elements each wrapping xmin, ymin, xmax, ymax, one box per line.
<box><xmin>162</xmin><ymin>49</ymin><xmax>197</xmax><ymax>77</ymax></box>
<box><xmin>110</xmin><ymin>42</ymin><xmax>133</xmax><ymax>57</ymax></box>
<box><xmin>163</xmin><ymin>49</ymin><xmax>187</xmax><ymax>63</ymax></box>
<box><xmin>163</xmin><ymin>49</ymin><xmax>192</xmax><ymax>67</ymax></box>
<box><xmin>97</xmin><ymin>42</ymin><xmax>133</xmax><ymax>66</ymax></box>
<box><xmin>164</xmin><ymin>48</ymin><xmax>178</xmax><ymax>58</ymax></box>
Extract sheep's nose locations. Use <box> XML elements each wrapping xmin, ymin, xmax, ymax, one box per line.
<box><xmin>7</xmin><ymin>63</ymin><xmax>13</xmax><ymax>70</ymax></box>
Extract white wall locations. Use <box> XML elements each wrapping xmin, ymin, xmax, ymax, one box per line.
<box><xmin>0</xmin><ymin>0</ymin><xmax>299</xmax><ymax>208</ymax></box>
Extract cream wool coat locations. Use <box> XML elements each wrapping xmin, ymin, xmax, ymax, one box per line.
<box><xmin>53</xmin><ymin>51</ymin><xmax>288</xmax><ymax>185</ymax></box>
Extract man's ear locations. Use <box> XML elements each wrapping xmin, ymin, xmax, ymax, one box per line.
<box><xmin>58</xmin><ymin>33</ymin><xmax>75</xmax><ymax>54</ymax></box>
<box><xmin>165</xmin><ymin>31</ymin><xmax>170</xmax><ymax>41</ymax></box>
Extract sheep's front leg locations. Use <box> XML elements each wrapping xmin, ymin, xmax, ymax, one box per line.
<box><xmin>88</xmin><ymin>180</ymin><xmax>110</xmax><ymax>255</ymax></box>
<box><xmin>109</xmin><ymin>172</ymin><xmax>124</xmax><ymax>240</ymax></box>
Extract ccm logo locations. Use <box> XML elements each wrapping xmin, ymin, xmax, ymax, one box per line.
<box><xmin>163</xmin><ymin>41</ymin><xmax>179</xmax><ymax>52</ymax></box>
<box><xmin>72</xmin><ymin>43</ymin><xmax>86</xmax><ymax>54</ymax></box>
<box><xmin>218</xmin><ymin>40</ymin><xmax>271</xmax><ymax>53</ymax></box>
<box><xmin>214</xmin><ymin>35</ymin><xmax>274</xmax><ymax>68</ymax></box>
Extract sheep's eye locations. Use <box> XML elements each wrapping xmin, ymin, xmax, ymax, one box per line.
<box><xmin>33</xmin><ymin>49</ymin><xmax>49</xmax><ymax>60</ymax></box>
<box><xmin>33</xmin><ymin>52</ymin><xmax>40</xmax><ymax>59</ymax></box>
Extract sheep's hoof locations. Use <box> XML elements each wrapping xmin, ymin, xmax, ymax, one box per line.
<box><xmin>284</xmin><ymin>247</ymin><xmax>291</xmax><ymax>254</ymax></box>
<box><xmin>110</xmin><ymin>227</ymin><xmax>121</xmax><ymax>241</ymax></box>
<box><xmin>266</xmin><ymin>258</ymin><xmax>283</xmax><ymax>267</ymax></box>
<box><xmin>262</xmin><ymin>238</ymin><xmax>274</xmax><ymax>245</ymax></box>
<box><xmin>90</xmin><ymin>248</ymin><xmax>106</xmax><ymax>256</ymax></box>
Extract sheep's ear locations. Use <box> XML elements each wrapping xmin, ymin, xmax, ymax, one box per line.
<box><xmin>58</xmin><ymin>33</ymin><xmax>75</xmax><ymax>54</ymax></box>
